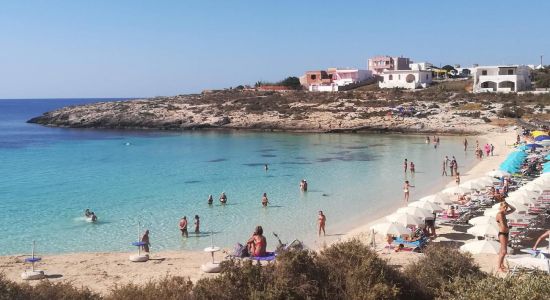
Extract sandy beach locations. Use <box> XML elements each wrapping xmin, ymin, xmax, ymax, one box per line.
<box><xmin>0</xmin><ymin>128</ymin><xmax>521</xmax><ymax>294</ymax></box>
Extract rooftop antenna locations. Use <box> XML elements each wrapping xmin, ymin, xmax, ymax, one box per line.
<box><xmin>541</xmin><ymin>55</ymin><xmax>544</xmax><ymax>68</ymax></box>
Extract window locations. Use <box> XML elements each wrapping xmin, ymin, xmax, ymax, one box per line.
<box><xmin>481</xmin><ymin>70</ymin><xmax>487</xmax><ymax>75</ymax></box>
<box><xmin>398</xmin><ymin>75</ymin><xmax>401</xmax><ymax>80</ymax></box>
<box><xmin>406</xmin><ymin>74</ymin><xmax>415</xmax><ymax>83</ymax></box>
<box><xmin>426</xmin><ymin>74</ymin><xmax>429</xmax><ymax>80</ymax></box>
<box><xmin>389</xmin><ymin>75</ymin><xmax>393</xmax><ymax>80</ymax></box>
<box><xmin>507</xmin><ymin>69</ymin><xmax>514</xmax><ymax>75</ymax></box>
<box><xmin>311</xmin><ymin>74</ymin><xmax>317</xmax><ymax>80</ymax></box>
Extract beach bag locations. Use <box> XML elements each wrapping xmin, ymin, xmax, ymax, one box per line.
<box><xmin>232</xmin><ymin>243</ymin><xmax>248</xmax><ymax>258</ymax></box>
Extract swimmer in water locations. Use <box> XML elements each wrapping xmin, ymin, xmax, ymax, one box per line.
<box><xmin>207</xmin><ymin>195</ymin><xmax>213</xmax><ymax>205</ymax></box>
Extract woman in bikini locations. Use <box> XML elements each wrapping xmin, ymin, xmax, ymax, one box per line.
<box><xmin>403</xmin><ymin>181</ymin><xmax>414</xmax><ymax>202</ymax></box>
<box><xmin>247</xmin><ymin>226</ymin><xmax>267</xmax><ymax>257</ymax></box>
<box><xmin>496</xmin><ymin>202</ymin><xmax>516</xmax><ymax>272</ymax></box>
<box><xmin>261</xmin><ymin>192</ymin><xmax>269</xmax><ymax>207</ymax></box>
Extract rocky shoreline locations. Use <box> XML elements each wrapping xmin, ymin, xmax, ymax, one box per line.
<box><xmin>27</xmin><ymin>90</ymin><xmax>518</xmax><ymax>134</ymax></box>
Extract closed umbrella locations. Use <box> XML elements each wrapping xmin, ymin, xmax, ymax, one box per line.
<box><xmin>386</xmin><ymin>213</ymin><xmax>423</xmax><ymax>226</ymax></box>
<box><xmin>370</xmin><ymin>222</ymin><xmax>411</xmax><ymax>236</ymax></box>
<box><xmin>419</xmin><ymin>194</ymin><xmax>453</xmax><ymax>205</ymax></box>
<box><xmin>467</xmin><ymin>223</ymin><xmax>500</xmax><ymax>237</ymax></box>
<box><xmin>469</xmin><ymin>215</ymin><xmax>497</xmax><ymax>226</ymax></box>
<box><xmin>396</xmin><ymin>206</ymin><xmax>434</xmax><ymax>219</ymax></box>
<box><xmin>460</xmin><ymin>240</ymin><xmax>511</xmax><ymax>254</ymax></box>
<box><xmin>408</xmin><ymin>201</ymin><xmax>443</xmax><ymax>212</ymax></box>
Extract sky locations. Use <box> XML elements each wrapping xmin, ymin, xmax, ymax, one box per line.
<box><xmin>1</xmin><ymin>0</ymin><xmax>549</xmax><ymax>99</ymax></box>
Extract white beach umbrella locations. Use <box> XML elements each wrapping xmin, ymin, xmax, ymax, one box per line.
<box><xmin>508</xmin><ymin>189</ymin><xmax>541</xmax><ymax>200</ymax></box>
<box><xmin>419</xmin><ymin>194</ymin><xmax>453</xmax><ymax>205</ymax></box>
<box><xmin>508</xmin><ymin>256</ymin><xmax>550</xmax><ymax>272</ymax></box>
<box><xmin>491</xmin><ymin>202</ymin><xmax>529</xmax><ymax>213</ymax></box>
<box><xmin>535</xmin><ymin>140</ymin><xmax>550</xmax><ymax>146</ymax></box>
<box><xmin>408</xmin><ymin>201</ymin><xmax>444</xmax><ymax>212</ymax></box>
<box><xmin>471</xmin><ymin>176</ymin><xmax>497</xmax><ymax>186</ymax></box>
<box><xmin>532</xmin><ymin>176</ymin><xmax>550</xmax><ymax>185</ymax></box>
<box><xmin>469</xmin><ymin>215</ymin><xmax>497</xmax><ymax>226</ymax></box>
<box><xmin>466</xmin><ymin>223</ymin><xmax>500</xmax><ymax>237</ymax></box>
<box><xmin>370</xmin><ymin>222</ymin><xmax>411</xmax><ymax>236</ymax></box>
<box><xmin>460</xmin><ymin>240</ymin><xmax>511</xmax><ymax>254</ymax></box>
<box><xmin>386</xmin><ymin>213</ymin><xmax>423</xmax><ymax>226</ymax></box>
<box><xmin>486</xmin><ymin>170</ymin><xmax>510</xmax><ymax>177</ymax></box>
<box><xmin>460</xmin><ymin>180</ymin><xmax>485</xmax><ymax>190</ymax></box>
<box><xmin>442</xmin><ymin>186</ymin><xmax>471</xmax><ymax>195</ymax></box>
<box><xmin>396</xmin><ymin>206</ymin><xmax>434</xmax><ymax>219</ymax></box>
<box><xmin>521</xmin><ymin>181</ymin><xmax>546</xmax><ymax>193</ymax></box>
<box><xmin>506</xmin><ymin>195</ymin><xmax>538</xmax><ymax>205</ymax></box>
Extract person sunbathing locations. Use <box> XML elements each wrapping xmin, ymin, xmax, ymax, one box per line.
<box><xmin>247</xmin><ymin>226</ymin><xmax>267</xmax><ymax>257</ymax></box>
<box><xmin>447</xmin><ymin>206</ymin><xmax>457</xmax><ymax>218</ymax></box>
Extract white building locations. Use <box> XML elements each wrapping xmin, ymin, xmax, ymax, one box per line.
<box><xmin>472</xmin><ymin>65</ymin><xmax>531</xmax><ymax>93</ymax></box>
<box><xmin>409</xmin><ymin>62</ymin><xmax>433</xmax><ymax>71</ymax></box>
<box><xmin>304</xmin><ymin>68</ymin><xmax>372</xmax><ymax>92</ymax></box>
<box><xmin>379</xmin><ymin>70</ymin><xmax>433</xmax><ymax>89</ymax></box>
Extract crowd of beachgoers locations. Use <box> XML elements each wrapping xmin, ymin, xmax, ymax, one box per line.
<box><xmin>367</xmin><ymin>127</ymin><xmax>550</xmax><ymax>274</ymax></box>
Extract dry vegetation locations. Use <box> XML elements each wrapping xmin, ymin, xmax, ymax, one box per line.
<box><xmin>2</xmin><ymin>241</ymin><xmax>549</xmax><ymax>300</ymax></box>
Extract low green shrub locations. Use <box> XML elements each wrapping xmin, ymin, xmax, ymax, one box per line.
<box><xmin>0</xmin><ymin>274</ymin><xmax>100</xmax><ymax>300</ymax></box>
<box><xmin>107</xmin><ymin>276</ymin><xmax>193</xmax><ymax>300</ymax></box>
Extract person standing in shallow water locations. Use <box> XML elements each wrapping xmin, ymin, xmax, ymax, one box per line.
<box><xmin>318</xmin><ymin>211</ymin><xmax>326</xmax><ymax>236</ymax></box>
<box><xmin>207</xmin><ymin>195</ymin><xmax>213</xmax><ymax>205</ymax></box>
<box><xmin>141</xmin><ymin>230</ymin><xmax>150</xmax><ymax>253</ymax></box>
<box><xmin>463</xmin><ymin>138</ymin><xmax>468</xmax><ymax>151</ymax></box>
<box><xmin>404</xmin><ymin>158</ymin><xmax>408</xmax><ymax>173</ymax></box>
<box><xmin>403</xmin><ymin>181</ymin><xmax>414</xmax><ymax>202</ymax></box>
<box><xmin>194</xmin><ymin>215</ymin><xmax>200</xmax><ymax>234</ymax></box>
<box><xmin>410</xmin><ymin>161</ymin><xmax>415</xmax><ymax>173</ymax></box>
<box><xmin>261</xmin><ymin>193</ymin><xmax>269</xmax><ymax>207</ymax></box>
<box><xmin>179</xmin><ymin>216</ymin><xmax>188</xmax><ymax>238</ymax></box>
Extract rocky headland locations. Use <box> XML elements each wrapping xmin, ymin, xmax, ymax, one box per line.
<box><xmin>28</xmin><ymin>83</ymin><xmax>549</xmax><ymax>134</ymax></box>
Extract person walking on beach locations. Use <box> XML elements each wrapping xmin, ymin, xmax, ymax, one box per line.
<box><xmin>403</xmin><ymin>181</ymin><xmax>414</xmax><ymax>202</ymax></box>
<box><xmin>318</xmin><ymin>211</ymin><xmax>326</xmax><ymax>236</ymax></box>
<box><xmin>261</xmin><ymin>192</ymin><xmax>269</xmax><ymax>207</ymax></box>
<box><xmin>404</xmin><ymin>158</ymin><xmax>408</xmax><ymax>173</ymax></box>
<box><xmin>194</xmin><ymin>215</ymin><xmax>200</xmax><ymax>234</ymax></box>
<box><xmin>496</xmin><ymin>202</ymin><xmax>515</xmax><ymax>272</ymax></box>
<box><xmin>179</xmin><ymin>216</ymin><xmax>188</xmax><ymax>238</ymax></box>
<box><xmin>455</xmin><ymin>172</ymin><xmax>461</xmax><ymax>186</ymax></box>
<box><xmin>463</xmin><ymin>138</ymin><xmax>468</xmax><ymax>151</ymax></box>
<box><xmin>490</xmin><ymin>144</ymin><xmax>495</xmax><ymax>156</ymax></box>
<box><xmin>141</xmin><ymin>230</ymin><xmax>150</xmax><ymax>253</ymax></box>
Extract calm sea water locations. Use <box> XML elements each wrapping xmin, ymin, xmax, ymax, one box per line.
<box><xmin>0</xmin><ymin>99</ymin><xmax>476</xmax><ymax>255</ymax></box>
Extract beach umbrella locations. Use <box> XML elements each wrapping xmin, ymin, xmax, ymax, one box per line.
<box><xmin>486</xmin><ymin>170</ymin><xmax>510</xmax><ymax>177</ymax></box>
<box><xmin>419</xmin><ymin>194</ymin><xmax>453</xmax><ymax>205</ymax></box>
<box><xmin>467</xmin><ymin>223</ymin><xmax>500</xmax><ymax>237</ymax></box>
<box><xmin>507</xmin><ymin>189</ymin><xmax>541</xmax><ymax>201</ymax></box>
<box><xmin>508</xmin><ymin>256</ymin><xmax>550</xmax><ymax>272</ymax></box>
<box><xmin>521</xmin><ymin>181</ymin><xmax>546</xmax><ymax>193</ymax></box>
<box><xmin>469</xmin><ymin>215</ymin><xmax>497</xmax><ymax>226</ymax></box>
<box><xmin>471</xmin><ymin>176</ymin><xmax>497</xmax><ymax>186</ymax></box>
<box><xmin>408</xmin><ymin>200</ymin><xmax>444</xmax><ymax>212</ymax></box>
<box><xmin>442</xmin><ymin>186</ymin><xmax>470</xmax><ymax>195</ymax></box>
<box><xmin>531</xmin><ymin>130</ymin><xmax>548</xmax><ymax>137</ymax></box>
<box><xmin>396</xmin><ymin>207</ymin><xmax>434</xmax><ymax>219</ymax></box>
<box><xmin>536</xmin><ymin>140</ymin><xmax>550</xmax><ymax>147</ymax></box>
<box><xmin>460</xmin><ymin>240</ymin><xmax>511</xmax><ymax>254</ymax></box>
<box><xmin>370</xmin><ymin>222</ymin><xmax>411</xmax><ymax>236</ymax></box>
<box><xmin>386</xmin><ymin>213</ymin><xmax>423</xmax><ymax>226</ymax></box>
<box><xmin>534</xmin><ymin>135</ymin><xmax>550</xmax><ymax>141</ymax></box>
<box><xmin>460</xmin><ymin>180</ymin><xmax>485</xmax><ymax>190</ymax></box>
<box><xmin>491</xmin><ymin>202</ymin><xmax>529</xmax><ymax>213</ymax></box>
<box><xmin>506</xmin><ymin>195</ymin><xmax>538</xmax><ymax>205</ymax></box>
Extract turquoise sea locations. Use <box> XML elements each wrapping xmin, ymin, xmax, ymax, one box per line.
<box><xmin>0</xmin><ymin>99</ymin><xmax>477</xmax><ymax>255</ymax></box>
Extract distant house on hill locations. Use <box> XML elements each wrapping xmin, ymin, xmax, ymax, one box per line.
<box><xmin>472</xmin><ymin>65</ymin><xmax>531</xmax><ymax>93</ymax></box>
<box><xmin>368</xmin><ymin>55</ymin><xmax>411</xmax><ymax>75</ymax></box>
<box><xmin>379</xmin><ymin>69</ymin><xmax>433</xmax><ymax>90</ymax></box>
<box><xmin>300</xmin><ymin>68</ymin><xmax>372</xmax><ymax>92</ymax></box>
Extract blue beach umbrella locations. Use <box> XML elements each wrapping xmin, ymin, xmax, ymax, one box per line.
<box><xmin>535</xmin><ymin>135</ymin><xmax>550</xmax><ymax>141</ymax></box>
